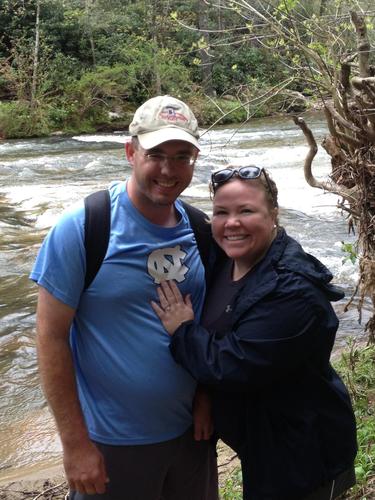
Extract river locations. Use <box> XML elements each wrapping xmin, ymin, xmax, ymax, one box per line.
<box><xmin>0</xmin><ymin>112</ymin><xmax>369</xmax><ymax>481</ymax></box>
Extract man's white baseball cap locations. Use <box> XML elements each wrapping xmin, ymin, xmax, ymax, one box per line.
<box><xmin>129</xmin><ymin>95</ymin><xmax>200</xmax><ymax>150</ymax></box>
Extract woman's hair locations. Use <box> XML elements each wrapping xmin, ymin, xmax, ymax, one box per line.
<box><xmin>210</xmin><ymin>166</ymin><xmax>279</xmax><ymax>213</ymax></box>
<box><xmin>259</xmin><ymin>168</ymin><xmax>279</xmax><ymax>211</ymax></box>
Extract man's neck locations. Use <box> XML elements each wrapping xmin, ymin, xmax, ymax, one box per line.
<box><xmin>145</xmin><ymin>204</ymin><xmax>179</xmax><ymax>227</ymax></box>
<box><xmin>127</xmin><ymin>182</ymin><xmax>179</xmax><ymax>227</ymax></box>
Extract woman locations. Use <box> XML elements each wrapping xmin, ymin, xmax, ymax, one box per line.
<box><xmin>151</xmin><ymin>166</ymin><xmax>357</xmax><ymax>500</ymax></box>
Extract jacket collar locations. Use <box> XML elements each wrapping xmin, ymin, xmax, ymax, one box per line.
<box><xmin>232</xmin><ymin>229</ymin><xmax>287</xmax><ymax>320</ymax></box>
<box><xmin>232</xmin><ymin>228</ymin><xmax>344</xmax><ymax>321</ymax></box>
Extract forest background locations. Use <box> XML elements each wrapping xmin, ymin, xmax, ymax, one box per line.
<box><xmin>0</xmin><ymin>0</ymin><xmax>372</xmax><ymax>139</ymax></box>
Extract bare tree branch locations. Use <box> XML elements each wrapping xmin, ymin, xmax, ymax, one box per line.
<box><xmin>201</xmin><ymin>77</ymin><xmax>294</xmax><ymax>136</ymax></box>
<box><xmin>293</xmin><ymin>116</ymin><xmax>358</xmax><ymax>204</ymax></box>
<box><xmin>325</xmin><ymin>102</ymin><xmax>365</xmax><ymax>136</ymax></box>
<box><xmin>350</xmin><ymin>11</ymin><xmax>370</xmax><ymax>78</ymax></box>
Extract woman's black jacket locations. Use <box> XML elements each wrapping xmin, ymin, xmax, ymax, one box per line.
<box><xmin>170</xmin><ymin>228</ymin><xmax>357</xmax><ymax>500</ymax></box>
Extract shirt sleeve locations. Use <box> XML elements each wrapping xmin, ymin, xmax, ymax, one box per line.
<box><xmin>29</xmin><ymin>202</ymin><xmax>86</xmax><ymax>309</ymax></box>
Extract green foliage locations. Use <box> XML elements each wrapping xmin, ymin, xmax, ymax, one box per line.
<box><xmin>341</xmin><ymin>241</ymin><xmax>358</xmax><ymax>264</ymax></box>
<box><xmin>51</xmin><ymin>64</ymin><xmax>136</xmax><ymax>130</ymax></box>
<box><xmin>0</xmin><ymin>0</ymin><xmax>37</xmax><ymax>57</ymax></box>
<box><xmin>211</xmin><ymin>47</ymin><xmax>286</xmax><ymax>97</ymax></box>
<box><xmin>0</xmin><ymin>101</ymin><xmax>51</xmax><ymax>138</ymax></box>
<box><xmin>189</xmin><ymin>96</ymin><xmax>249</xmax><ymax>125</ymax></box>
<box><xmin>334</xmin><ymin>341</ymin><xmax>375</xmax><ymax>497</ymax></box>
<box><xmin>41</xmin><ymin>53</ymin><xmax>83</xmax><ymax>94</ymax></box>
<box><xmin>117</xmin><ymin>37</ymin><xmax>195</xmax><ymax>103</ymax></box>
<box><xmin>1</xmin><ymin>0</ymin><xmax>373</xmax><ymax>138</ymax></box>
<box><xmin>219</xmin><ymin>466</ymin><xmax>243</xmax><ymax>499</ymax></box>
<box><xmin>277</xmin><ymin>0</ymin><xmax>299</xmax><ymax>14</ymax></box>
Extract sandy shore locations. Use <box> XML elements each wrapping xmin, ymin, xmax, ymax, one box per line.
<box><xmin>0</xmin><ymin>442</ymin><xmax>239</xmax><ymax>499</ymax></box>
<box><xmin>0</xmin><ymin>464</ymin><xmax>67</xmax><ymax>499</ymax></box>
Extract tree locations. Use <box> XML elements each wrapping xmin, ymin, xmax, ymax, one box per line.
<box><xmin>31</xmin><ymin>0</ymin><xmax>41</xmax><ymax>104</ymax></box>
<box><xmin>207</xmin><ymin>0</ymin><xmax>375</xmax><ymax>341</ymax></box>
<box><xmin>84</xmin><ymin>0</ymin><xmax>97</xmax><ymax>67</ymax></box>
<box><xmin>198</xmin><ymin>0</ymin><xmax>215</xmax><ymax>96</ymax></box>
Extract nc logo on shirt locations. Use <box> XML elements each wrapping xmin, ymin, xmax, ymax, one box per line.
<box><xmin>147</xmin><ymin>245</ymin><xmax>188</xmax><ymax>284</ymax></box>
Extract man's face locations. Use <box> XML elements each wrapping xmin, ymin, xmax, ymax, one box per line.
<box><xmin>126</xmin><ymin>139</ymin><xmax>198</xmax><ymax>210</ymax></box>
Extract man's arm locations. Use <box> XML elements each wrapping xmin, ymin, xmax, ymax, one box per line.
<box><xmin>36</xmin><ymin>286</ymin><xmax>108</xmax><ymax>495</ymax></box>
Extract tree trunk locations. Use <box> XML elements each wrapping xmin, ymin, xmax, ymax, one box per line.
<box><xmin>85</xmin><ymin>0</ymin><xmax>96</xmax><ymax>67</ymax></box>
<box><xmin>198</xmin><ymin>0</ymin><xmax>215</xmax><ymax>97</ymax></box>
<box><xmin>31</xmin><ymin>0</ymin><xmax>40</xmax><ymax>105</ymax></box>
<box><xmin>150</xmin><ymin>0</ymin><xmax>161</xmax><ymax>94</ymax></box>
<box><xmin>296</xmin><ymin>10</ymin><xmax>375</xmax><ymax>342</ymax></box>
<box><xmin>216</xmin><ymin>2</ymin><xmax>375</xmax><ymax>341</ymax></box>
<box><xmin>350</xmin><ymin>11</ymin><xmax>370</xmax><ymax>78</ymax></box>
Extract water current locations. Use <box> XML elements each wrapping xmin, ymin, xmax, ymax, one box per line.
<box><xmin>0</xmin><ymin>112</ymin><xmax>369</xmax><ymax>480</ymax></box>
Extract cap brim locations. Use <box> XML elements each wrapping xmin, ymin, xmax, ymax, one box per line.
<box><xmin>137</xmin><ymin>128</ymin><xmax>200</xmax><ymax>150</ymax></box>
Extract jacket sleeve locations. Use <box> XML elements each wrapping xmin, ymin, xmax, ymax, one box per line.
<box><xmin>170</xmin><ymin>282</ymin><xmax>332</xmax><ymax>389</ymax></box>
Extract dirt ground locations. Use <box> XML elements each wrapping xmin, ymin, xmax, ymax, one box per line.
<box><xmin>0</xmin><ymin>443</ymin><xmax>240</xmax><ymax>499</ymax></box>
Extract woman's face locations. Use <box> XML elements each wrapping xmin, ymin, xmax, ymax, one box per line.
<box><xmin>212</xmin><ymin>179</ymin><xmax>277</xmax><ymax>267</ymax></box>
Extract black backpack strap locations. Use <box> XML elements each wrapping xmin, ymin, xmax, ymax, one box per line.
<box><xmin>83</xmin><ymin>194</ymin><xmax>218</xmax><ymax>290</ymax></box>
<box><xmin>84</xmin><ymin>189</ymin><xmax>111</xmax><ymax>290</ymax></box>
<box><xmin>181</xmin><ymin>201</ymin><xmax>216</xmax><ymax>284</ymax></box>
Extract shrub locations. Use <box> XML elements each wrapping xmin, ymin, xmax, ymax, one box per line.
<box><xmin>0</xmin><ymin>101</ymin><xmax>51</xmax><ymax>138</ymax></box>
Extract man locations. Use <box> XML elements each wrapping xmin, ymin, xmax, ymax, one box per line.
<box><xmin>31</xmin><ymin>95</ymin><xmax>217</xmax><ymax>499</ymax></box>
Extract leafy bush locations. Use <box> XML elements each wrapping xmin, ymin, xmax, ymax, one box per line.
<box><xmin>0</xmin><ymin>101</ymin><xmax>51</xmax><ymax>138</ymax></box>
<box><xmin>40</xmin><ymin>52</ymin><xmax>83</xmax><ymax>95</ymax></box>
<box><xmin>189</xmin><ymin>91</ymin><xmax>280</xmax><ymax>127</ymax></box>
<box><xmin>54</xmin><ymin>64</ymin><xmax>138</xmax><ymax>130</ymax></box>
<box><xmin>211</xmin><ymin>46</ymin><xmax>287</xmax><ymax>97</ymax></box>
<box><xmin>334</xmin><ymin>341</ymin><xmax>375</xmax><ymax>498</ymax></box>
<box><xmin>219</xmin><ymin>466</ymin><xmax>243</xmax><ymax>499</ymax></box>
<box><xmin>117</xmin><ymin>36</ymin><xmax>196</xmax><ymax>103</ymax></box>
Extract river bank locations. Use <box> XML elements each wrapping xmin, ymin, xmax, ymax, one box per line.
<box><xmin>0</xmin><ymin>92</ymin><xmax>312</xmax><ymax>140</ymax></box>
<box><xmin>0</xmin><ymin>464</ymin><xmax>66</xmax><ymax>500</ymax></box>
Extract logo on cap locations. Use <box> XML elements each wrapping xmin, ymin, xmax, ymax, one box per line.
<box><xmin>159</xmin><ymin>105</ymin><xmax>188</xmax><ymax>124</ymax></box>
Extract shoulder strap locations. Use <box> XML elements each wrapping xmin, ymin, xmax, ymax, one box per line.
<box><xmin>83</xmin><ymin>194</ymin><xmax>215</xmax><ymax>290</ymax></box>
<box><xmin>181</xmin><ymin>201</ymin><xmax>213</xmax><ymax>283</ymax></box>
<box><xmin>84</xmin><ymin>189</ymin><xmax>111</xmax><ymax>290</ymax></box>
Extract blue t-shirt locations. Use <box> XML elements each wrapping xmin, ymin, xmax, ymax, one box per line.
<box><xmin>30</xmin><ymin>181</ymin><xmax>206</xmax><ymax>445</ymax></box>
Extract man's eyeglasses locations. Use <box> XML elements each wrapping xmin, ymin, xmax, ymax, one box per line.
<box><xmin>211</xmin><ymin>166</ymin><xmax>277</xmax><ymax>206</ymax></box>
<box><xmin>143</xmin><ymin>152</ymin><xmax>196</xmax><ymax>167</ymax></box>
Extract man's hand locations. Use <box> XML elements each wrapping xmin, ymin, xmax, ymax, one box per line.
<box><xmin>63</xmin><ymin>440</ymin><xmax>109</xmax><ymax>495</ymax></box>
<box><xmin>193</xmin><ymin>389</ymin><xmax>213</xmax><ymax>441</ymax></box>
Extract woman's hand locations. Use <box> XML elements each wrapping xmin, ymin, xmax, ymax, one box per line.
<box><xmin>151</xmin><ymin>280</ymin><xmax>194</xmax><ymax>335</ymax></box>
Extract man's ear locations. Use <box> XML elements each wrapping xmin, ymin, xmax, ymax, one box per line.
<box><xmin>125</xmin><ymin>140</ymin><xmax>135</xmax><ymax>166</ymax></box>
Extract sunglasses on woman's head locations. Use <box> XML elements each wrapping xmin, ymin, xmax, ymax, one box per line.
<box><xmin>211</xmin><ymin>166</ymin><xmax>277</xmax><ymax>207</ymax></box>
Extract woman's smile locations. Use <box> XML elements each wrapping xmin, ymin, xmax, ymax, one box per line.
<box><xmin>212</xmin><ymin>179</ymin><xmax>276</xmax><ymax>275</ymax></box>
